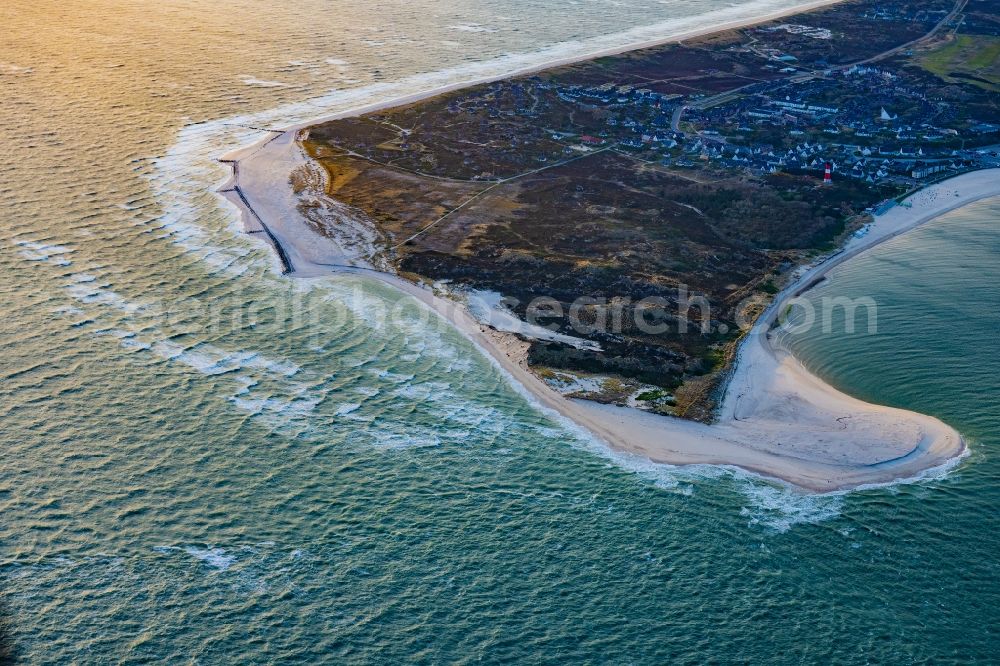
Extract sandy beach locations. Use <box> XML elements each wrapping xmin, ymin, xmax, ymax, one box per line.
<box><xmin>217</xmin><ymin>4</ymin><xmax>1000</xmax><ymax>492</ymax></box>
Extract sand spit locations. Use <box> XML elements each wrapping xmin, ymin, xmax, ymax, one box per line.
<box><xmin>217</xmin><ymin>6</ymin><xmax>1000</xmax><ymax>492</ymax></box>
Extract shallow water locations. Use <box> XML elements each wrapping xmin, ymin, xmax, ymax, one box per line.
<box><xmin>2</xmin><ymin>0</ymin><xmax>998</xmax><ymax>661</ymax></box>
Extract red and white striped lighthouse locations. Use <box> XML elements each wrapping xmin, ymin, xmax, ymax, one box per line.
<box><xmin>823</xmin><ymin>162</ymin><xmax>833</xmax><ymax>185</ymax></box>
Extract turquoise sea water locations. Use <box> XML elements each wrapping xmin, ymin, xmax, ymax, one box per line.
<box><xmin>2</xmin><ymin>0</ymin><xmax>998</xmax><ymax>661</ymax></box>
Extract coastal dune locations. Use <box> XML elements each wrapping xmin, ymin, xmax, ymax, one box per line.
<box><xmin>217</xmin><ymin>8</ymin><xmax>1000</xmax><ymax>492</ymax></box>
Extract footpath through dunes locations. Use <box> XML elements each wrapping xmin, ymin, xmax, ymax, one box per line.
<box><xmin>227</xmin><ymin>124</ymin><xmax>998</xmax><ymax>490</ymax></box>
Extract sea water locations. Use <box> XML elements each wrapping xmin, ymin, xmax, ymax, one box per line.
<box><xmin>1</xmin><ymin>0</ymin><xmax>998</xmax><ymax>661</ymax></box>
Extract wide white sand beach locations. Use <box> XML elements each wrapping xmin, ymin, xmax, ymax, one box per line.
<box><xmin>217</xmin><ymin>7</ymin><xmax>1000</xmax><ymax>492</ymax></box>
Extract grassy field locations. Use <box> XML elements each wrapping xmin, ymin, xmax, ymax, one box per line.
<box><xmin>920</xmin><ymin>34</ymin><xmax>1000</xmax><ymax>91</ymax></box>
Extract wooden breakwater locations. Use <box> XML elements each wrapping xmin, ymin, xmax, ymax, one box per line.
<box><xmin>218</xmin><ymin>159</ymin><xmax>293</xmax><ymax>275</ymax></box>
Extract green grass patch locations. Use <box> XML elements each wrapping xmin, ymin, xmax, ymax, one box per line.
<box><xmin>920</xmin><ymin>35</ymin><xmax>1000</xmax><ymax>91</ymax></box>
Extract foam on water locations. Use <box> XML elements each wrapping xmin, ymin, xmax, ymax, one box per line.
<box><xmin>737</xmin><ymin>479</ymin><xmax>845</xmax><ymax>532</ymax></box>
<box><xmin>183</xmin><ymin>546</ymin><xmax>237</xmax><ymax>571</ymax></box>
<box><xmin>369</xmin><ymin>368</ymin><xmax>415</xmax><ymax>384</ymax></box>
<box><xmin>335</xmin><ymin>403</ymin><xmax>361</xmax><ymax>416</ymax></box>
<box><xmin>241</xmin><ymin>77</ymin><xmax>288</xmax><ymax>88</ymax></box>
<box><xmin>233</xmin><ymin>375</ymin><xmax>259</xmax><ymax>396</ymax></box>
<box><xmin>367</xmin><ymin>428</ymin><xmax>442</xmax><ymax>450</ymax></box>
<box><xmin>64</xmin><ymin>282</ymin><xmax>148</xmax><ymax>314</ymax></box>
<box><xmin>563</xmin><ymin>423</ymin><xmax>850</xmax><ymax>529</ymax></box>
<box><xmin>0</xmin><ymin>62</ymin><xmax>34</xmax><ymax>74</ymax></box>
<box><xmin>447</xmin><ymin>24</ymin><xmax>499</xmax><ymax>33</ymax></box>
<box><xmin>16</xmin><ymin>240</ymin><xmax>75</xmax><ymax>266</ymax></box>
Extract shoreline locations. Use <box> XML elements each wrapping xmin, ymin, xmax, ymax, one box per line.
<box><xmin>218</xmin><ymin>0</ymin><xmax>846</xmax><ymax>164</ymax></box>
<box><xmin>721</xmin><ymin>169</ymin><xmax>1000</xmax><ymax>425</ymax></box>
<box><xmin>216</xmin><ymin>4</ymin><xmax>1000</xmax><ymax>493</ymax></box>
